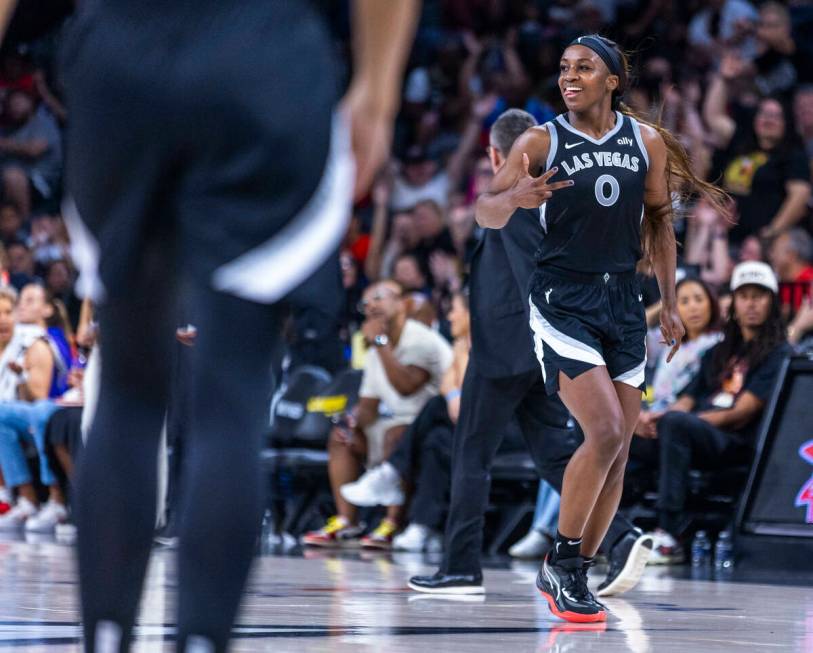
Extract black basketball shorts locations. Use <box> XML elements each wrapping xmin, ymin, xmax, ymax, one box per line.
<box><xmin>528</xmin><ymin>267</ymin><xmax>647</xmax><ymax>395</ymax></box>
<box><xmin>59</xmin><ymin>2</ymin><xmax>351</xmax><ymax>306</ymax></box>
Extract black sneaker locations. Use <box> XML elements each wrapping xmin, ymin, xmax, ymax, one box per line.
<box><xmin>537</xmin><ymin>555</ymin><xmax>606</xmax><ymax>623</ymax></box>
<box><xmin>580</xmin><ymin>558</ymin><xmax>605</xmax><ymax>610</ymax></box>
<box><xmin>596</xmin><ymin>529</ymin><xmax>653</xmax><ymax>597</ymax></box>
<box><xmin>407</xmin><ymin>572</ymin><xmax>485</xmax><ymax>595</ymax></box>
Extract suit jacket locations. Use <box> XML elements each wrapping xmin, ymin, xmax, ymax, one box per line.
<box><xmin>468</xmin><ymin>207</ymin><xmax>543</xmax><ymax>379</ymax></box>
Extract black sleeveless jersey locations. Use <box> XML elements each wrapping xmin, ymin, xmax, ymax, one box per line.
<box><xmin>534</xmin><ymin>112</ymin><xmax>649</xmax><ymax>274</ymax></box>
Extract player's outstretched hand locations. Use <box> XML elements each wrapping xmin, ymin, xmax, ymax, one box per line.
<box><xmin>660</xmin><ymin>307</ymin><xmax>685</xmax><ymax>363</ymax></box>
<box><xmin>342</xmin><ymin>86</ymin><xmax>394</xmax><ymax>202</ymax></box>
<box><xmin>511</xmin><ymin>153</ymin><xmax>574</xmax><ymax>210</ymax></box>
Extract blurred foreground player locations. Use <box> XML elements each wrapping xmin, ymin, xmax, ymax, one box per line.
<box><xmin>1</xmin><ymin>1</ymin><xmax>418</xmax><ymax>650</ymax></box>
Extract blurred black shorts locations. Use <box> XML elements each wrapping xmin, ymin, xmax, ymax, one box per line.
<box><xmin>60</xmin><ymin>1</ymin><xmax>351</xmax><ymax>305</ymax></box>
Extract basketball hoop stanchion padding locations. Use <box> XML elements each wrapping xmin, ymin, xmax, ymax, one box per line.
<box><xmin>736</xmin><ymin>355</ymin><xmax>813</xmax><ymax>569</ymax></box>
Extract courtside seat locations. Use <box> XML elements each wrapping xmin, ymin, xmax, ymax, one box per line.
<box><xmin>624</xmin><ymin>465</ymin><xmax>751</xmax><ymax>534</ymax></box>
<box><xmin>268</xmin><ymin>365</ymin><xmax>332</xmax><ymax>448</ymax></box>
<box><xmin>264</xmin><ymin>367</ymin><xmax>363</xmax><ymax>536</ymax></box>
<box><xmin>294</xmin><ymin>368</ymin><xmax>363</xmax><ymax>448</ymax></box>
<box><xmin>486</xmin><ymin>421</ymin><xmax>540</xmax><ymax>554</ymax></box>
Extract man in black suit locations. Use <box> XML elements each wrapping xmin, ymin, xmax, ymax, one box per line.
<box><xmin>408</xmin><ymin>109</ymin><xmax>652</xmax><ymax>597</ymax></box>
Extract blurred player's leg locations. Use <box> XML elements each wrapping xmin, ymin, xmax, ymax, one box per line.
<box><xmin>74</xmin><ymin>264</ymin><xmax>176</xmax><ymax>652</ymax></box>
<box><xmin>174</xmin><ymin>285</ymin><xmax>280</xmax><ymax>650</ymax></box>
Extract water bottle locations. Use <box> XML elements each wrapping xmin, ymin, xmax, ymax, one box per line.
<box><xmin>691</xmin><ymin>530</ymin><xmax>712</xmax><ymax>566</ymax></box>
<box><xmin>714</xmin><ymin>530</ymin><xmax>735</xmax><ymax>570</ymax></box>
<box><xmin>259</xmin><ymin>509</ymin><xmax>273</xmax><ymax>554</ymax></box>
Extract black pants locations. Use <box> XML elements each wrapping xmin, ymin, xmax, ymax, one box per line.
<box><xmin>655</xmin><ymin>411</ymin><xmax>751</xmax><ymax>534</ymax></box>
<box><xmin>442</xmin><ymin>363</ymin><xmax>634</xmax><ymax>575</ymax></box>
<box><xmin>61</xmin><ymin>3</ymin><xmax>337</xmax><ymax>652</ymax></box>
<box><xmin>388</xmin><ymin>395</ymin><xmax>453</xmax><ymax>531</ymax></box>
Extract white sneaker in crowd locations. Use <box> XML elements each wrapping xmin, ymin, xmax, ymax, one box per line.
<box><xmin>55</xmin><ymin>522</ymin><xmax>78</xmax><ymax>545</ymax></box>
<box><xmin>647</xmin><ymin>529</ymin><xmax>685</xmax><ymax>565</ymax></box>
<box><xmin>0</xmin><ymin>497</ymin><xmax>38</xmax><ymax>531</ymax></box>
<box><xmin>393</xmin><ymin>523</ymin><xmax>443</xmax><ymax>552</ymax></box>
<box><xmin>508</xmin><ymin>529</ymin><xmax>552</xmax><ymax>559</ymax></box>
<box><xmin>340</xmin><ymin>462</ymin><xmax>405</xmax><ymax>507</ymax></box>
<box><xmin>25</xmin><ymin>500</ymin><xmax>69</xmax><ymax>533</ymax></box>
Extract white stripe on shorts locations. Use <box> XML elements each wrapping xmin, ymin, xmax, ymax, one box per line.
<box><xmin>528</xmin><ymin>295</ymin><xmax>606</xmax><ymax>368</ymax></box>
<box><xmin>62</xmin><ymin>197</ymin><xmax>105</xmax><ymax>302</ymax></box>
<box><xmin>212</xmin><ymin>110</ymin><xmax>354</xmax><ymax>303</ymax></box>
<box><xmin>612</xmin><ymin>357</ymin><xmax>647</xmax><ymax>389</ymax></box>
<box><xmin>528</xmin><ymin>300</ymin><xmax>547</xmax><ymax>383</ymax></box>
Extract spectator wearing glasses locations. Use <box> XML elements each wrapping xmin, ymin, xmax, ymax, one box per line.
<box><xmin>340</xmin><ymin>290</ymin><xmax>471</xmax><ymax>552</ymax></box>
<box><xmin>303</xmin><ymin>280</ymin><xmax>452</xmax><ymax>550</ymax></box>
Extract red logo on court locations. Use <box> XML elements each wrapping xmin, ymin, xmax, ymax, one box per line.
<box><xmin>795</xmin><ymin>440</ymin><xmax>813</xmax><ymax>524</ymax></box>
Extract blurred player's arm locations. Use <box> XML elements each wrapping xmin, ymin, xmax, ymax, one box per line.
<box><xmin>475</xmin><ymin>127</ymin><xmax>572</xmax><ymax>229</ymax></box>
<box><xmin>0</xmin><ymin>0</ymin><xmax>16</xmax><ymax>45</ymax></box>
<box><xmin>344</xmin><ymin>0</ymin><xmax>420</xmax><ymax>199</ymax></box>
<box><xmin>641</xmin><ymin>124</ymin><xmax>684</xmax><ymax>362</ymax></box>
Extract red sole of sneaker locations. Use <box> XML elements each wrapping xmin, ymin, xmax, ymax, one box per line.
<box><xmin>302</xmin><ymin>539</ymin><xmax>343</xmax><ymax>548</ymax></box>
<box><xmin>538</xmin><ymin>589</ymin><xmax>607</xmax><ymax>623</ymax></box>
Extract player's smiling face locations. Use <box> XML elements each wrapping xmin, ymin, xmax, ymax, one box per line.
<box><xmin>559</xmin><ymin>45</ymin><xmax>617</xmax><ymax>112</ymax></box>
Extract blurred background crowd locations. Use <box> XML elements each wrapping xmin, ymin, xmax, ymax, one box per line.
<box><xmin>0</xmin><ymin>0</ymin><xmax>810</xmax><ymax>561</ymax></box>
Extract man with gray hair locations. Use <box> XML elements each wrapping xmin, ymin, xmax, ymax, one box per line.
<box><xmin>409</xmin><ymin>109</ymin><xmax>651</xmax><ymax>597</ymax></box>
<box><xmin>769</xmin><ymin>228</ymin><xmax>813</xmax><ymax>311</ymax></box>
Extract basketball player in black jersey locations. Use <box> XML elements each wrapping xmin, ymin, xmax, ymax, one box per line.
<box><xmin>2</xmin><ymin>1</ymin><xmax>418</xmax><ymax>651</ymax></box>
<box><xmin>476</xmin><ymin>35</ymin><xmax>727</xmax><ymax>622</ymax></box>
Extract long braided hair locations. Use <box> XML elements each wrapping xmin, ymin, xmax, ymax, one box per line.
<box><xmin>582</xmin><ymin>36</ymin><xmax>731</xmax><ymax>260</ymax></box>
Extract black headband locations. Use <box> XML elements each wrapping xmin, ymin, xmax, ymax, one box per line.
<box><xmin>568</xmin><ymin>35</ymin><xmax>624</xmax><ymax>89</ymax></box>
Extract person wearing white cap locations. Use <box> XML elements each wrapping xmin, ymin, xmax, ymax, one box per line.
<box><xmin>639</xmin><ymin>261</ymin><xmax>790</xmax><ymax>564</ymax></box>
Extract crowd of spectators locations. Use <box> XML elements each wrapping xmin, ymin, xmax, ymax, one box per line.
<box><xmin>315</xmin><ymin>0</ymin><xmax>813</xmax><ymax>557</ymax></box>
<box><xmin>0</xmin><ymin>1</ymin><xmax>810</xmax><ymax>558</ymax></box>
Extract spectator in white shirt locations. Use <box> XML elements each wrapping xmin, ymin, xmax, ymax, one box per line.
<box><xmin>303</xmin><ymin>280</ymin><xmax>452</xmax><ymax>550</ymax></box>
